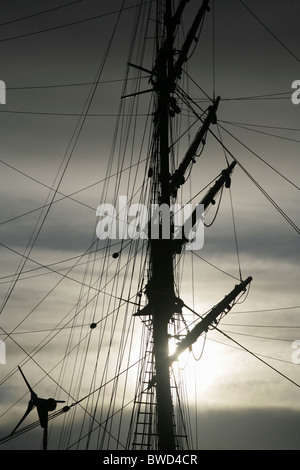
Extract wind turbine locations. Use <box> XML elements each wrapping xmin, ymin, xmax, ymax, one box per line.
<box><xmin>11</xmin><ymin>366</ymin><xmax>65</xmax><ymax>450</ymax></box>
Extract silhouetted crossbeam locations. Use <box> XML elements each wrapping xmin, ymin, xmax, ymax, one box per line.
<box><xmin>172</xmin><ymin>0</ymin><xmax>211</xmax><ymax>80</ymax></box>
<box><xmin>146</xmin><ymin>276</ymin><xmax>252</xmax><ymax>389</ymax></box>
<box><xmin>169</xmin><ymin>96</ymin><xmax>220</xmax><ymax>197</ymax></box>
<box><xmin>169</xmin><ymin>276</ymin><xmax>252</xmax><ymax>362</ymax></box>
<box><xmin>183</xmin><ymin>160</ymin><xmax>236</xmax><ymax>230</ymax></box>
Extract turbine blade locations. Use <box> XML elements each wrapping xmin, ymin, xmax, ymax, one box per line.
<box><xmin>10</xmin><ymin>400</ymin><xmax>34</xmax><ymax>435</ymax></box>
<box><xmin>18</xmin><ymin>366</ymin><xmax>37</xmax><ymax>399</ymax></box>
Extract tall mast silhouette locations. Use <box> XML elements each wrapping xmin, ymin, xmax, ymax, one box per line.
<box><xmin>142</xmin><ymin>0</ymin><xmax>252</xmax><ymax>449</ymax></box>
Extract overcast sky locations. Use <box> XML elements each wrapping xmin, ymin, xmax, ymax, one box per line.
<box><xmin>0</xmin><ymin>0</ymin><xmax>300</xmax><ymax>451</ymax></box>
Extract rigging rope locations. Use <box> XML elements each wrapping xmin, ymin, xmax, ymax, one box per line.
<box><xmin>228</xmin><ymin>188</ymin><xmax>243</xmax><ymax>281</ymax></box>
<box><xmin>0</xmin><ymin>157</ymin><xmax>149</xmax><ymax>226</ymax></box>
<box><xmin>0</xmin><ymin>0</ymin><xmax>84</xmax><ymax>27</ymax></box>
<box><xmin>181</xmin><ymin>302</ymin><xmax>300</xmax><ymax>390</ymax></box>
<box><xmin>0</xmin><ymin>8</ymin><xmax>121</xmax><ymax>317</ymax></box>
<box><xmin>237</xmin><ymin>0</ymin><xmax>300</xmax><ymax>63</ymax></box>
<box><xmin>0</xmin><ymin>6</ymin><xmax>155</xmax><ymax>441</ymax></box>
<box><xmin>222</xmin><ymin>120</ymin><xmax>300</xmax><ymax>145</ymax></box>
<box><xmin>212</xmin><ymin>0</ymin><xmax>216</xmax><ymax>100</ymax></box>
<box><xmin>2</xmin><ymin>0</ymin><xmax>299</xmax><ymax>452</ymax></box>
<box><xmin>0</xmin><ymin>1</ymin><xmax>155</xmax><ymax>44</ymax></box>
<box><xmin>208</xmin><ymin>128</ymin><xmax>300</xmax><ymax>236</ymax></box>
<box><xmin>215</xmin><ymin>327</ymin><xmax>300</xmax><ymax>389</ymax></box>
<box><xmin>218</xmin><ymin>123</ymin><xmax>300</xmax><ymax>191</ymax></box>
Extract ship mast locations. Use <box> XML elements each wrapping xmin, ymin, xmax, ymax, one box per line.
<box><xmin>148</xmin><ymin>0</ymin><xmax>211</xmax><ymax>450</ymax></box>
<box><xmin>140</xmin><ymin>0</ymin><xmax>252</xmax><ymax>450</ymax></box>
<box><xmin>149</xmin><ymin>0</ymin><xmax>176</xmax><ymax>450</ymax></box>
